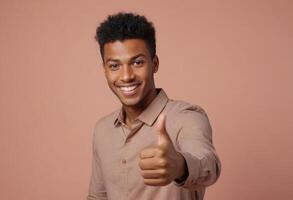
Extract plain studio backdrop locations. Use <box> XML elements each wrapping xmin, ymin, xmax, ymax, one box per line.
<box><xmin>0</xmin><ymin>0</ymin><xmax>292</xmax><ymax>199</ymax></box>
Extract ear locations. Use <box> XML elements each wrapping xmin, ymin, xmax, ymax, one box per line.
<box><xmin>152</xmin><ymin>55</ymin><xmax>159</xmax><ymax>73</ymax></box>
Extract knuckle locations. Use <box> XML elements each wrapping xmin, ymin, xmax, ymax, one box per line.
<box><xmin>160</xmin><ymin>168</ymin><xmax>167</xmax><ymax>176</ymax></box>
<box><xmin>158</xmin><ymin>159</ymin><xmax>168</xmax><ymax>167</ymax></box>
<box><xmin>138</xmin><ymin>160</ymin><xmax>144</xmax><ymax>169</ymax></box>
<box><xmin>143</xmin><ymin>179</ymin><xmax>151</xmax><ymax>185</ymax></box>
<box><xmin>139</xmin><ymin>151</ymin><xmax>144</xmax><ymax>158</ymax></box>
<box><xmin>157</xmin><ymin>149</ymin><xmax>165</xmax><ymax>157</ymax></box>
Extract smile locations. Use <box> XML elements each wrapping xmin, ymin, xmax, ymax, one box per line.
<box><xmin>118</xmin><ymin>84</ymin><xmax>140</xmax><ymax>96</ymax></box>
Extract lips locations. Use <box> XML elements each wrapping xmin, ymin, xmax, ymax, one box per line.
<box><xmin>117</xmin><ymin>84</ymin><xmax>140</xmax><ymax>96</ymax></box>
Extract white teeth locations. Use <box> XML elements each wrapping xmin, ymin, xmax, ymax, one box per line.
<box><xmin>120</xmin><ymin>85</ymin><xmax>138</xmax><ymax>92</ymax></box>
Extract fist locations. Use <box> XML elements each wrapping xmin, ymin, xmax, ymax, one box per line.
<box><xmin>139</xmin><ymin>114</ymin><xmax>186</xmax><ymax>186</ymax></box>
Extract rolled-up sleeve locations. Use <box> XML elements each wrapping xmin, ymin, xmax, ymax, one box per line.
<box><xmin>87</xmin><ymin>124</ymin><xmax>108</xmax><ymax>200</ymax></box>
<box><xmin>174</xmin><ymin>106</ymin><xmax>221</xmax><ymax>190</ymax></box>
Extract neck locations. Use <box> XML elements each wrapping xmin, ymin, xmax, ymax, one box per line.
<box><xmin>123</xmin><ymin>88</ymin><xmax>158</xmax><ymax>127</ymax></box>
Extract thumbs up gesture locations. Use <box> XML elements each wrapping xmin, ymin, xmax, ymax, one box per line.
<box><xmin>139</xmin><ymin>114</ymin><xmax>186</xmax><ymax>186</ymax></box>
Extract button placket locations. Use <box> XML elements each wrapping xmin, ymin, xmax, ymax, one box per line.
<box><xmin>120</xmin><ymin>121</ymin><xmax>143</xmax><ymax>198</ymax></box>
<box><xmin>123</xmin><ymin>141</ymin><xmax>131</xmax><ymax>198</ymax></box>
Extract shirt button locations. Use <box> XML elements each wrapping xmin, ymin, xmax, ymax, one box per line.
<box><xmin>122</xmin><ymin>159</ymin><xmax>127</xmax><ymax>164</ymax></box>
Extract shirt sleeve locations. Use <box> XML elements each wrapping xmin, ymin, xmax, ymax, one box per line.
<box><xmin>87</xmin><ymin>124</ymin><xmax>108</xmax><ymax>200</ymax></box>
<box><xmin>174</xmin><ymin>106</ymin><xmax>221</xmax><ymax>190</ymax></box>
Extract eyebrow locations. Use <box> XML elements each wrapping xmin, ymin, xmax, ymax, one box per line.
<box><xmin>105</xmin><ymin>54</ymin><xmax>146</xmax><ymax>63</ymax></box>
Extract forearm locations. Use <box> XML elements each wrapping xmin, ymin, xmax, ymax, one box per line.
<box><xmin>174</xmin><ymin>152</ymin><xmax>189</xmax><ymax>184</ymax></box>
<box><xmin>178</xmin><ymin>150</ymin><xmax>221</xmax><ymax>189</ymax></box>
<box><xmin>174</xmin><ymin>109</ymin><xmax>221</xmax><ymax>189</ymax></box>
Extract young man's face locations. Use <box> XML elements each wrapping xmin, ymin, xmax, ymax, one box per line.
<box><xmin>102</xmin><ymin>39</ymin><xmax>159</xmax><ymax>109</ymax></box>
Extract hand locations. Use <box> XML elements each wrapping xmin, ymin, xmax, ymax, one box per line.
<box><xmin>139</xmin><ymin>114</ymin><xmax>186</xmax><ymax>186</ymax></box>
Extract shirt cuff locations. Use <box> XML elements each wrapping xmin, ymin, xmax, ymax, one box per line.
<box><xmin>173</xmin><ymin>151</ymin><xmax>201</xmax><ymax>188</ymax></box>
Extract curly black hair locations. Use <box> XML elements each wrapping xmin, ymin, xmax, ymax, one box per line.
<box><xmin>96</xmin><ymin>12</ymin><xmax>156</xmax><ymax>59</ymax></box>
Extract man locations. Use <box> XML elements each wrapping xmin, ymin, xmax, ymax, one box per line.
<box><xmin>87</xmin><ymin>12</ymin><xmax>221</xmax><ymax>200</ymax></box>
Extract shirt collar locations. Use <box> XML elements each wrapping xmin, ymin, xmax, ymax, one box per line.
<box><xmin>113</xmin><ymin>88</ymin><xmax>169</xmax><ymax>127</ymax></box>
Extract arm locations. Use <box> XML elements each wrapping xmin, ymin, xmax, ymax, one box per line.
<box><xmin>174</xmin><ymin>107</ymin><xmax>221</xmax><ymax>190</ymax></box>
<box><xmin>87</xmin><ymin>124</ymin><xmax>108</xmax><ymax>200</ymax></box>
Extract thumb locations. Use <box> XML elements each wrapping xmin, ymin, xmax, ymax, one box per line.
<box><xmin>156</xmin><ymin>113</ymin><xmax>172</xmax><ymax>145</ymax></box>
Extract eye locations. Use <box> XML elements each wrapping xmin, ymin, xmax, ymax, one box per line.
<box><xmin>133</xmin><ymin>60</ymin><xmax>144</xmax><ymax>67</ymax></box>
<box><xmin>109</xmin><ymin>63</ymin><xmax>120</xmax><ymax>71</ymax></box>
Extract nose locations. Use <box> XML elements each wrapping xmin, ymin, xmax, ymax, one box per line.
<box><xmin>121</xmin><ymin>65</ymin><xmax>135</xmax><ymax>82</ymax></box>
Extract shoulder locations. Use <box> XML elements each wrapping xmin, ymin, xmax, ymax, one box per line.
<box><xmin>165</xmin><ymin>99</ymin><xmax>212</xmax><ymax>133</ymax></box>
<box><xmin>166</xmin><ymin>99</ymin><xmax>208</xmax><ymax>118</ymax></box>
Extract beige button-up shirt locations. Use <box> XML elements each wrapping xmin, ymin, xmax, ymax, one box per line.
<box><xmin>87</xmin><ymin>89</ymin><xmax>221</xmax><ymax>200</ymax></box>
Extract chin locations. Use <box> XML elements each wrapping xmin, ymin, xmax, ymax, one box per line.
<box><xmin>120</xmin><ymin>97</ymin><xmax>141</xmax><ymax>107</ymax></box>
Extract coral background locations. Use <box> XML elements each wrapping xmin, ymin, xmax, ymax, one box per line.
<box><xmin>1</xmin><ymin>0</ymin><xmax>292</xmax><ymax>199</ymax></box>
